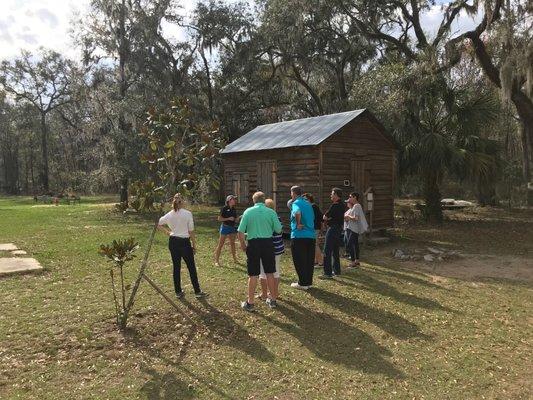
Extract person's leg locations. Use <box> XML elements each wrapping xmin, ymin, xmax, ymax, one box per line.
<box><xmin>168</xmin><ymin>238</ymin><xmax>183</xmax><ymax>294</ymax></box>
<box><xmin>306</xmin><ymin>239</ymin><xmax>316</xmax><ymax>285</ymax></box>
<box><xmin>214</xmin><ymin>234</ymin><xmax>226</xmax><ymax>265</ymax></box>
<box><xmin>347</xmin><ymin>230</ymin><xmax>356</xmax><ymax>262</ymax></box>
<box><xmin>332</xmin><ymin>227</ymin><xmax>341</xmax><ymax>275</ymax></box>
<box><xmin>343</xmin><ymin>230</ymin><xmax>349</xmax><ymax>257</ymax></box>
<box><xmin>229</xmin><ymin>233</ymin><xmax>238</xmax><ymax>262</ymax></box>
<box><xmin>354</xmin><ymin>232</ymin><xmax>360</xmax><ymax>262</ymax></box>
<box><xmin>274</xmin><ymin>254</ymin><xmax>281</xmax><ymax>297</ymax></box>
<box><xmin>247</xmin><ymin>276</ymin><xmax>258</xmax><ymax>304</ymax></box>
<box><xmin>245</xmin><ymin>240</ymin><xmax>260</xmax><ymax>305</ymax></box>
<box><xmin>323</xmin><ymin>228</ymin><xmax>333</xmax><ymax>276</ymax></box>
<box><xmin>291</xmin><ymin>239</ymin><xmax>306</xmax><ymax>284</ymax></box>
<box><xmin>314</xmin><ymin>230</ymin><xmax>323</xmax><ymax>265</ymax></box>
<box><xmin>260</xmin><ymin>240</ymin><xmax>277</xmax><ymax>299</ymax></box>
<box><xmin>299</xmin><ymin>239</ymin><xmax>310</xmax><ymax>286</ymax></box>
<box><xmin>182</xmin><ymin>240</ymin><xmax>201</xmax><ymax>293</ymax></box>
<box><xmin>259</xmin><ymin>278</ymin><xmax>268</xmax><ymax>298</ymax></box>
<box><xmin>265</xmin><ymin>273</ymin><xmax>277</xmax><ymax>299</ymax></box>
<box><xmin>259</xmin><ymin>260</ymin><xmax>269</xmax><ymax>298</ymax></box>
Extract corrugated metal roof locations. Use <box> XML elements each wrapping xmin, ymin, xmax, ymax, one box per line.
<box><xmin>221</xmin><ymin>109</ymin><xmax>366</xmax><ymax>154</ymax></box>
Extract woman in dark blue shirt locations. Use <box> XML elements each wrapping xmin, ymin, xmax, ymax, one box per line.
<box><xmin>214</xmin><ymin>195</ymin><xmax>240</xmax><ymax>266</ymax></box>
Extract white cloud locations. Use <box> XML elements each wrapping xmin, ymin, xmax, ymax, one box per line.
<box><xmin>0</xmin><ymin>0</ymin><xmax>90</xmax><ymax>61</ymax></box>
<box><xmin>420</xmin><ymin>4</ymin><xmax>482</xmax><ymax>40</ymax></box>
<box><xmin>0</xmin><ymin>0</ymin><xmax>483</xmax><ymax>63</ymax></box>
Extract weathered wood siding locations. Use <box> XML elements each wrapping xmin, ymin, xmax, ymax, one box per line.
<box><xmin>319</xmin><ymin>116</ymin><xmax>396</xmax><ymax>229</ymax></box>
<box><xmin>221</xmin><ymin>147</ymin><xmax>319</xmax><ymax>228</ymax></box>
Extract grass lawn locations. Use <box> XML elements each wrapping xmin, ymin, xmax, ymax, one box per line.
<box><xmin>0</xmin><ymin>196</ymin><xmax>531</xmax><ymax>399</ymax></box>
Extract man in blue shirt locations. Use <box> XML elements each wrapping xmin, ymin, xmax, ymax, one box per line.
<box><xmin>289</xmin><ymin>185</ymin><xmax>316</xmax><ymax>290</ymax></box>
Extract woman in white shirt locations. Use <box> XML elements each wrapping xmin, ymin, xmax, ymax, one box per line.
<box><xmin>344</xmin><ymin>192</ymin><xmax>368</xmax><ymax>268</ymax></box>
<box><xmin>158</xmin><ymin>194</ymin><xmax>208</xmax><ymax>298</ymax></box>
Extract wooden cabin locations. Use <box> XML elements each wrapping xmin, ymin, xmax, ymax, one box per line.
<box><xmin>220</xmin><ymin>109</ymin><xmax>398</xmax><ymax>231</ymax></box>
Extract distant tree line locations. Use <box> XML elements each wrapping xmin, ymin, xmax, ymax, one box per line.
<box><xmin>0</xmin><ymin>0</ymin><xmax>531</xmax><ymax>217</ymax></box>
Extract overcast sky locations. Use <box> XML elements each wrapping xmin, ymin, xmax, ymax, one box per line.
<box><xmin>0</xmin><ymin>0</ymin><xmax>481</xmax><ymax>62</ymax></box>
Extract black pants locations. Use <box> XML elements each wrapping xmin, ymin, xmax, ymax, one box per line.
<box><xmin>324</xmin><ymin>225</ymin><xmax>341</xmax><ymax>276</ymax></box>
<box><xmin>291</xmin><ymin>238</ymin><xmax>316</xmax><ymax>286</ymax></box>
<box><xmin>168</xmin><ymin>236</ymin><xmax>201</xmax><ymax>294</ymax></box>
<box><xmin>246</xmin><ymin>238</ymin><xmax>275</xmax><ymax>277</ymax></box>
<box><xmin>346</xmin><ymin>229</ymin><xmax>360</xmax><ymax>261</ymax></box>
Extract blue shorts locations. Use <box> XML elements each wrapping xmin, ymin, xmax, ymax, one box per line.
<box><xmin>220</xmin><ymin>224</ymin><xmax>237</xmax><ymax>235</ymax></box>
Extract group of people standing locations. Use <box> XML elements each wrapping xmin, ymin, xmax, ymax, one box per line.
<box><xmin>157</xmin><ymin>185</ymin><xmax>368</xmax><ymax>310</ymax></box>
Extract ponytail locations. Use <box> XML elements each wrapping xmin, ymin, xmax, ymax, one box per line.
<box><xmin>172</xmin><ymin>194</ymin><xmax>183</xmax><ymax>211</ymax></box>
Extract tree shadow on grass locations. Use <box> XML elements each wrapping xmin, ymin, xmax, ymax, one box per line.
<box><xmin>140</xmin><ymin>367</ymin><xmax>197</xmax><ymax>400</ymax></box>
<box><xmin>309</xmin><ymin>287</ymin><xmax>431</xmax><ymax>340</ymax></box>
<box><xmin>126</xmin><ymin>314</ymin><xmax>236</xmax><ymax>400</ymax></box>
<box><xmin>259</xmin><ymin>299</ymin><xmax>404</xmax><ymax>378</ymax></box>
<box><xmin>181</xmin><ymin>298</ymin><xmax>275</xmax><ymax>363</ymax></box>
<box><xmin>341</xmin><ymin>269</ymin><xmax>454</xmax><ymax>312</ymax></box>
<box><xmin>367</xmin><ymin>265</ymin><xmax>450</xmax><ymax>290</ymax></box>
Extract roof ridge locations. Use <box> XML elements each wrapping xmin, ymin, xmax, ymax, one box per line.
<box><xmin>255</xmin><ymin>109</ymin><xmax>366</xmax><ymax>129</ymax></box>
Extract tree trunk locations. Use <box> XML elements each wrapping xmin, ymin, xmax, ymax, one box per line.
<box><xmin>40</xmin><ymin>112</ymin><xmax>49</xmax><ymax>192</ymax></box>
<box><xmin>423</xmin><ymin>172</ymin><xmax>443</xmax><ymax>223</ymax></box>
<box><xmin>199</xmin><ymin>46</ymin><xmax>214</xmax><ymax>119</ymax></box>
<box><xmin>117</xmin><ymin>0</ymin><xmax>129</xmax><ymax>205</ymax></box>
<box><xmin>119</xmin><ymin>177</ymin><xmax>128</xmax><ymax>203</ymax></box>
<box><xmin>29</xmin><ymin>146</ymin><xmax>35</xmax><ymax>193</ymax></box>
<box><xmin>521</xmin><ymin>124</ymin><xmax>531</xmax><ymax>183</ymax></box>
<box><xmin>24</xmin><ymin>150</ymin><xmax>29</xmax><ymax>193</ymax></box>
<box><xmin>475</xmin><ymin>177</ymin><xmax>498</xmax><ymax>206</ymax></box>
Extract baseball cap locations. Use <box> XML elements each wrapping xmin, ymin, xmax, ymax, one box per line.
<box><xmin>226</xmin><ymin>195</ymin><xmax>237</xmax><ymax>204</ymax></box>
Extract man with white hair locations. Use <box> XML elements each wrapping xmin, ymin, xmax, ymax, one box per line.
<box><xmin>238</xmin><ymin>191</ymin><xmax>283</xmax><ymax>311</ymax></box>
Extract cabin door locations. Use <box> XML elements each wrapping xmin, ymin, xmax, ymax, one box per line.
<box><xmin>232</xmin><ymin>173</ymin><xmax>249</xmax><ymax>205</ymax></box>
<box><xmin>257</xmin><ymin>160</ymin><xmax>277</xmax><ymax>203</ymax></box>
<box><xmin>351</xmin><ymin>159</ymin><xmax>370</xmax><ymax>192</ymax></box>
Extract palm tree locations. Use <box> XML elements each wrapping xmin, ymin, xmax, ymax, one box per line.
<box><xmin>397</xmin><ymin>73</ymin><xmax>500</xmax><ymax>222</ymax></box>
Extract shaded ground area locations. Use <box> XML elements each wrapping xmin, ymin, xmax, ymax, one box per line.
<box><xmin>0</xmin><ymin>196</ymin><xmax>531</xmax><ymax>399</ymax></box>
<box><xmin>390</xmin><ymin>201</ymin><xmax>533</xmax><ymax>285</ymax></box>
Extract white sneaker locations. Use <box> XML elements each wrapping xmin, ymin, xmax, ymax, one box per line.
<box><xmin>290</xmin><ymin>282</ymin><xmax>310</xmax><ymax>290</ymax></box>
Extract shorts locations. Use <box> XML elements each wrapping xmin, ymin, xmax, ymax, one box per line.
<box><xmin>260</xmin><ymin>254</ymin><xmax>281</xmax><ymax>279</ymax></box>
<box><xmin>246</xmin><ymin>238</ymin><xmax>275</xmax><ymax>277</ymax></box>
<box><xmin>220</xmin><ymin>224</ymin><xmax>237</xmax><ymax>235</ymax></box>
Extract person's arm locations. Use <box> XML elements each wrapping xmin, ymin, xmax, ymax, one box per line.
<box><xmin>237</xmin><ymin>211</ymin><xmax>248</xmax><ymax>252</ymax></box>
<box><xmin>273</xmin><ymin>213</ymin><xmax>282</xmax><ymax>234</ymax></box>
<box><xmin>188</xmin><ymin>213</ymin><xmax>196</xmax><ymax>252</ymax></box>
<box><xmin>217</xmin><ymin>208</ymin><xmax>235</xmax><ymax>223</ymax></box>
<box><xmin>323</xmin><ymin>204</ymin><xmax>332</xmax><ymax>221</ymax></box>
<box><xmin>189</xmin><ymin>230</ymin><xmax>197</xmax><ymax>252</ymax></box>
<box><xmin>157</xmin><ymin>213</ymin><xmax>171</xmax><ymax>236</ymax></box>
<box><xmin>345</xmin><ymin>208</ymin><xmax>358</xmax><ymax>221</ymax></box>
<box><xmin>292</xmin><ymin>204</ymin><xmax>303</xmax><ymax>229</ymax></box>
<box><xmin>157</xmin><ymin>224</ymin><xmax>171</xmax><ymax>236</ymax></box>
<box><xmin>238</xmin><ymin>231</ymin><xmax>247</xmax><ymax>252</ymax></box>
<box><xmin>295</xmin><ymin>212</ymin><xmax>303</xmax><ymax>229</ymax></box>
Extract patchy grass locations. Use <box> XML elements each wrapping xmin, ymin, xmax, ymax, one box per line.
<box><xmin>0</xmin><ymin>196</ymin><xmax>531</xmax><ymax>399</ymax></box>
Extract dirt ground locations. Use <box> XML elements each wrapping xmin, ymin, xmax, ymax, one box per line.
<box><xmin>381</xmin><ymin>201</ymin><xmax>533</xmax><ymax>283</ymax></box>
